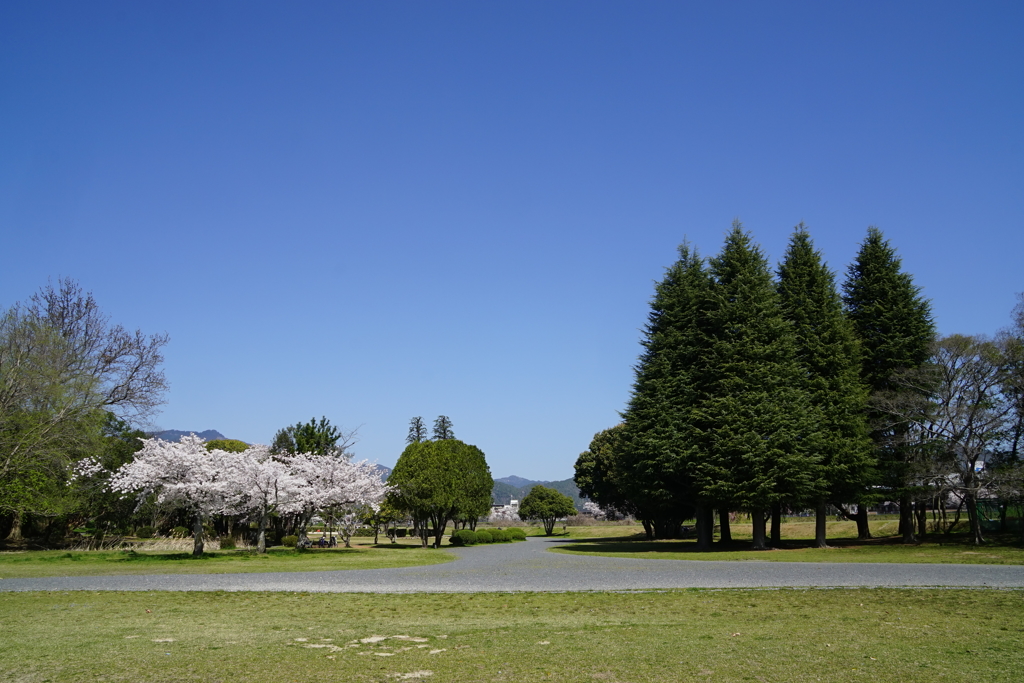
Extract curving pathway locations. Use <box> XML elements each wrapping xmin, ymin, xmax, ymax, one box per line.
<box><xmin>2</xmin><ymin>537</ymin><xmax>1023</xmax><ymax>593</ymax></box>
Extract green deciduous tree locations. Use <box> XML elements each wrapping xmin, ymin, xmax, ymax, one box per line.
<box><xmin>777</xmin><ymin>226</ymin><xmax>873</xmax><ymax>548</ymax></box>
<box><xmin>518</xmin><ymin>484</ymin><xmax>577</xmax><ymax>535</ymax></box>
<box><xmin>387</xmin><ymin>438</ymin><xmax>492</xmax><ymax>548</ymax></box>
<box><xmin>205</xmin><ymin>439</ymin><xmax>248</xmax><ymax>453</ymax></box>
<box><xmin>1</xmin><ymin>279</ymin><xmax>168</xmax><ymax>539</ymax></box>
<box><xmin>843</xmin><ymin>227</ymin><xmax>935</xmax><ymax>543</ymax></box>
<box><xmin>271</xmin><ymin>417</ymin><xmax>355</xmax><ymax>456</ymax></box>
<box><xmin>574</xmin><ymin>425</ymin><xmax>637</xmax><ymax>521</ymax></box>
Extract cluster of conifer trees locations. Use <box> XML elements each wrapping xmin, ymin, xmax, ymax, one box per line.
<box><xmin>575</xmin><ymin>222</ymin><xmax>935</xmax><ymax>549</ymax></box>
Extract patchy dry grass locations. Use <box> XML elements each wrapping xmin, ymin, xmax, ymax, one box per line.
<box><xmin>0</xmin><ymin>588</ymin><xmax>1020</xmax><ymax>682</ymax></box>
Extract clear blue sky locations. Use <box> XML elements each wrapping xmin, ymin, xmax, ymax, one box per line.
<box><xmin>2</xmin><ymin>2</ymin><xmax>1021</xmax><ymax>480</ymax></box>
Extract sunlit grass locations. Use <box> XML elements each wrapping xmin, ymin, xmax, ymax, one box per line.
<box><xmin>1</xmin><ymin>588</ymin><xmax>1020</xmax><ymax>682</ymax></box>
<box><xmin>0</xmin><ymin>539</ymin><xmax>452</xmax><ymax>579</ymax></box>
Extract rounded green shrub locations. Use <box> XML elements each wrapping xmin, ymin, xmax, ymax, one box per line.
<box><xmin>449</xmin><ymin>529</ymin><xmax>478</xmax><ymax>546</ymax></box>
<box><xmin>396</xmin><ymin>528</ymin><xmax>407</xmax><ymax>538</ymax></box>
<box><xmin>281</xmin><ymin>535</ymin><xmax>298</xmax><ymax>548</ymax></box>
<box><xmin>509</xmin><ymin>528</ymin><xmax>527</xmax><ymax>541</ymax></box>
<box><xmin>495</xmin><ymin>529</ymin><xmax>513</xmax><ymax>542</ymax></box>
<box><xmin>135</xmin><ymin>526</ymin><xmax>155</xmax><ymax>539</ymax></box>
<box><xmin>474</xmin><ymin>529</ymin><xmax>493</xmax><ymax>543</ymax></box>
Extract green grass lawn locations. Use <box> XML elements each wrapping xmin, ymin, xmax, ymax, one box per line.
<box><xmin>1</xmin><ymin>588</ymin><xmax>1020</xmax><ymax>682</ymax></box>
<box><xmin>0</xmin><ymin>541</ymin><xmax>452</xmax><ymax>579</ymax></box>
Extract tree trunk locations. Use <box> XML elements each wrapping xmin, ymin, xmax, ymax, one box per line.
<box><xmin>965</xmin><ymin>491</ymin><xmax>985</xmax><ymax>545</ymax></box>
<box><xmin>946</xmin><ymin>498</ymin><xmax>964</xmax><ymax>535</ymax></box>
<box><xmin>192</xmin><ymin>513</ymin><xmax>205</xmax><ymax>557</ymax></box>
<box><xmin>718</xmin><ymin>509</ymin><xmax>732</xmax><ymax>543</ymax></box>
<box><xmin>433</xmin><ymin>515</ymin><xmax>449</xmax><ymax>548</ymax></box>
<box><xmin>6</xmin><ymin>511</ymin><xmax>23</xmax><ymax>541</ymax></box>
<box><xmin>815</xmin><ymin>499</ymin><xmax>828</xmax><ymax>549</ymax></box>
<box><xmin>257</xmin><ymin>507</ymin><xmax>268</xmax><ymax>554</ymax></box>
<box><xmin>900</xmin><ymin>493</ymin><xmax>916</xmax><ymax>544</ymax></box>
<box><xmin>915</xmin><ymin>500</ymin><xmax>928</xmax><ymax>538</ymax></box>
<box><xmin>855</xmin><ymin>504</ymin><xmax>872</xmax><ymax>539</ymax></box>
<box><xmin>641</xmin><ymin>519</ymin><xmax>653</xmax><ymax>540</ymax></box>
<box><xmin>770</xmin><ymin>503</ymin><xmax>782</xmax><ymax>546</ymax></box>
<box><xmin>751</xmin><ymin>508</ymin><xmax>768</xmax><ymax>550</ymax></box>
<box><xmin>695</xmin><ymin>506</ymin><xmax>712</xmax><ymax>551</ymax></box>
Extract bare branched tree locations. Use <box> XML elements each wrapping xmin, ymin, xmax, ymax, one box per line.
<box><xmin>875</xmin><ymin>334</ymin><xmax>1013</xmax><ymax>545</ymax></box>
<box><xmin>1</xmin><ymin>279</ymin><xmax>169</xmax><ymax>530</ymax></box>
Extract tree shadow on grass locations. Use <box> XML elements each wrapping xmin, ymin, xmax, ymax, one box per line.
<box><xmin>555</xmin><ymin>532</ymin><xmax>1024</xmax><ymax>557</ymax></box>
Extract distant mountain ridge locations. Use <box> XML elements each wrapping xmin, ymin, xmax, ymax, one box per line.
<box><xmin>147</xmin><ymin>429</ymin><xmax>227</xmax><ymax>442</ymax></box>
<box><xmin>492</xmin><ymin>476</ymin><xmax>585</xmax><ymax>508</ymax></box>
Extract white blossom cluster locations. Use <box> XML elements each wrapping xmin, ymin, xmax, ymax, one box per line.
<box><xmin>106</xmin><ymin>434</ymin><xmax>388</xmax><ymax>529</ymax></box>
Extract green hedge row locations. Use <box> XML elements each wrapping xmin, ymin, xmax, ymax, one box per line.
<box><xmin>449</xmin><ymin>527</ymin><xmax>527</xmax><ymax>546</ymax></box>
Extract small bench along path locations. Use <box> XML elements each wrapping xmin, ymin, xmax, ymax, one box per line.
<box><xmin>3</xmin><ymin>536</ymin><xmax>1023</xmax><ymax>592</ymax></box>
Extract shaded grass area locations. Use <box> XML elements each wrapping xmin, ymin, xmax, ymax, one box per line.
<box><xmin>550</xmin><ymin>522</ymin><xmax>1024</xmax><ymax>565</ymax></box>
<box><xmin>0</xmin><ymin>543</ymin><xmax>452</xmax><ymax>579</ymax></box>
<box><xmin>1</xmin><ymin>588</ymin><xmax>1020</xmax><ymax>682</ymax></box>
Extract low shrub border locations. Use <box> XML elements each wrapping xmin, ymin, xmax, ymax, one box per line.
<box><xmin>449</xmin><ymin>527</ymin><xmax>527</xmax><ymax>546</ymax></box>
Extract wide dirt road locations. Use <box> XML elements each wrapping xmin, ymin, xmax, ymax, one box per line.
<box><xmin>3</xmin><ymin>536</ymin><xmax>1023</xmax><ymax>592</ymax></box>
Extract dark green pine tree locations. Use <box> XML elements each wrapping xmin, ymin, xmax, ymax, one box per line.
<box><xmin>777</xmin><ymin>225</ymin><xmax>873</xmax><ymax>548</ymax></box>
<box><xmin>842</xmin><ymin>227</ymin><xmax>935</xmax><ymax>543</ymax></box>
<box><xmin>692</xmin><ymin>222</ymin><xmax>822</xmax><ymax>550</ymax></box>
<box><xmin>618</xmin><ymin>242</ymin><xmax>708</xmax><ymax>539</ymax></box>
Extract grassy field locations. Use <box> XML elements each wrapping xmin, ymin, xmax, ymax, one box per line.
<box><xmin>542</xmin><ymin>518</ymin><xmax>1024</xmax><ymax>565</ymax></box>
<box><xmin>1</xmin><ymin>588</ymin><xmax>1020</xmax><ymax>682</ymax></box>
<box><xmin>0</xmin><ymin>539</ymin><xmax>451</xmax><ymax>579</ymax></box>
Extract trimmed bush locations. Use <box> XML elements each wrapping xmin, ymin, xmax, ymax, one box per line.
<box><xmin>474</xmin><ymin>529</ymin><xmax>493</xmax><ymax>543</ymax></box>
<box><xmin>449</xmin><ymin>529</ymin><xmax>478</xmax><ymax>546</ymax></box>
<box><xmin>280</xmin><ymin>535</ymin><xmax>298</xmax><ymax>548</ymax></box>
<box><xmin>495</xmin><ymin>529</ymin><xmax>514</xmax><ymax>542</ymax></box>
<box><xmin>396</xmin><ymin>528</ymin><xmax>407</xmax><ymax>538</ymax></box>
<box><xmin>135</xmin><ymin>526</ymin><xmax>155</xmax><ymax>539</ymax></box>
<box><xmin>354</xmin><ymin>528</ymin><xmax>375</xmax><ymax>537</ymax></box>
<box><xmin>509</xmin><ymin>528</ymin><xmax>527</xmax><ymax>541</ymax></box>
<box><xmin>218</xmin><ymin>536</ymin><xmax>236</xmax><ymax>550</ymax></box>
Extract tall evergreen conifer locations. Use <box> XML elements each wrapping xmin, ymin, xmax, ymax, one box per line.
<box><xmin>777</xmin><ymin>226</ymin><xmax>873</xmax><ymax>548</ymax></box>
<box><xmin>693</xmin><ymin>223</ymin><xmax>821</xmax><ymax>550</ymax></box>
<box><xmin>619</xmin><ymin>243</ymin><xmax>708</xmax><ymax>539</ymax></box>
<box><xmin>842</xmin><ymin>227</ymin><xmax>934</xmax><ymax>543</ymax></box>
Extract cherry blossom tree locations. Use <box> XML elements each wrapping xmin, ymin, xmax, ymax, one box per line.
<box><xmin>288</xmin><ymin>452</ymin><xmax>388</xmax><ymax>547</ymax></box>
<box><xmin>106</xmin><ymin>434</ymin><xmax>388</xmax><ymax>555</ymax></box>
<box><xmin>108</xmin><ymin>434</ymin><xmax>235</xmax><ymax>556</ymax></box>
<box><xmin>222</xmin><ymin>444</ymin><xmax>305</xmax><ymax>553</ymax></box>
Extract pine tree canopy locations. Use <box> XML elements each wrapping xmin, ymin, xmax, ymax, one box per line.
<box><xmin>618</xmin><ymin>242</ymin><xmax>708</xmax><ymax>535</ymax></box>
<box><xmin>693</xmin><ymin>222</ymin><xmax>822</xmax><ymax>511</ymax></box>
<box><xmin>777</xmin><ymin>225</ymin><xmax>873</xmax><ymax>503</ymax></box>
<box><xmin>843</xmin><ymin>227</ymin><xmax>935</xmax><ymax>393</ymax></box>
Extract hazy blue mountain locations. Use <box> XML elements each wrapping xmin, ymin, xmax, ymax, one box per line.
<box><xmin>491</xmin><ymin>481</ymin><xmax>521</xmax><ymax>506</ymax></box>
<box><xmin>374</xmin><ymin>464</ymin><xmax>392</xmax><ymax>480</ymax></box>
<box><xmin>491</xmin><ymin>477</ymin><xmax>585</xmax><ymax>508</ymax></box>
<box><xmin>147</xmin><ymin>429</ymin><xmax>227</xmax><ymax>442</ymax></box>
<box><xmin>496</xmin><ymin>475</ymin><xmax>540</xmax><ymax>488</ymax></box>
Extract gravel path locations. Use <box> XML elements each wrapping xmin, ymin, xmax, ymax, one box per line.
<box><xmin>3</xmin><ymin>537</ymin><xmax>1023</xmax><ymax>593</ymax></box>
